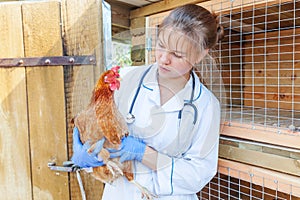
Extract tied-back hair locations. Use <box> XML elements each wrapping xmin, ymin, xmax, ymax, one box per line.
<box><xmin>158</xmin><ymin>4</ymin><xmax>226</xmax><ymax>106</ymax></box>
<box><xmin>158</xmin><ymin>4</ymin><xmax>224</xmax><ymax>51</ymax></box>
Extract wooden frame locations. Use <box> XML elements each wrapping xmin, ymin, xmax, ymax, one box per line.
<box><xmin>218</xmin><ymin>159</ymin><xmax>300</xmax><ymax>198</ymax></box>
<box><xmin>130</xmin><ymin>0</ymin><xmax>294</xmax><ymax>19</ymax></box>
<box><xmin>222</xmin><ymin>122</ymin><xmax>300</xmax><ymax>150</ymax></box>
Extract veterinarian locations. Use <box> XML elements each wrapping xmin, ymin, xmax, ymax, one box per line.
<box><xmin>72</xmin><ymin>4</ymin><xmax>224</xmax><ymax>200</ymax></box>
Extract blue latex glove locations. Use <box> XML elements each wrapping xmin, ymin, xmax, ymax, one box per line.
<box><xmin>109</xmin><ymin>136</ymin><xmax>146</xmax><ymax>163</ymax></box>
<box><xmin>71</xmin><ymin>127</ymin><xmax>105</xmax><ymax>168</ymax></box>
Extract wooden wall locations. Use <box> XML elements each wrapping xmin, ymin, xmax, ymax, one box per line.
<box><xmin>0</xmin><ymin>1</ymin><xmax>68</xmax><ymax>199</ymax></box>
<box><xmin>243</xmin><ymin>28</ymin><xmax>300</xmax><ymax>110</ymax></box>
<box><xmin>0</xmin><ymin>0</ymin><xmax>105</xmax><ymax>199</ymax></box>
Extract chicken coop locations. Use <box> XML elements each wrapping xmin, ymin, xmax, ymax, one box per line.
<box><xmin>0</xmin><ymin>0</ymin><xmax>299</xmax><ymax>199</ymax></box>
<box><xmin>144</xmin><ymin>0</ymin><xmax>300</xmax><ymax>199</ymax></box>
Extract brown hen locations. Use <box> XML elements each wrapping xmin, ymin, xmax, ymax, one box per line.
<box><xmin>73</xmin><ymin>66</ymin><xmax>155</xmax><ymax>199</ymax></box>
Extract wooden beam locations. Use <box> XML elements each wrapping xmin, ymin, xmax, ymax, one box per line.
<box><xmin>131</xmin><ymin>0</ymin><xmax>295</xmax><ymax>19</ymax></box>
<box><xmin>221</xmin><ymin>122</ymin><xmax>300</xmax><ymax>150</ymax></box>
<box><xmin>112</xmin><ymin>23</ymin><xmax>130</xmax><ymax>29</ymax></box>
<box><xmin>219</xmin><ymin>144</ymin><xmax>300</xmax><ymax>177</ymax></box>
<box><xmin>130</xmin><ymin>0</ymin><xmax>208</xmax><ymax>19</ymax></box>
<box><xmin>218</xmin><ymin>158</ymin><xmax>300</xmax><ymax>198</ymax></box>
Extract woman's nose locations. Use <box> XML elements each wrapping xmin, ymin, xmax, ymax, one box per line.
<box><xmin>160</xmin><ymin>51</ymin><xmax>171</xmax><ymax>65</ymax></box>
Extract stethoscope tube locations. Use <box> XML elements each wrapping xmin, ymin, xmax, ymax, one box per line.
<box><xmin>178</xmin><ymin>72</ymin><xmax>197</xmax><ymax>125</ymax></box>
<box><xmin>126</xmin><ymin>65</ymin><xmax>197</xmax><ymax>125</ymax></box>
<box><xmin>126</xmin><ymin>66</ymin><xmax>152</xmax><ymax>124</ymax></box>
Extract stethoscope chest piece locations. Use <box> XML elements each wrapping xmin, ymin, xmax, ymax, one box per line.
<box><xmin>126</xmin><ymin>113</ymin><xmax>135</xmax><ymax>124</ymax></box>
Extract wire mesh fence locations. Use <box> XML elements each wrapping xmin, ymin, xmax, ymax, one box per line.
<box><xmin>146</xmin><ymin>0</ymin><xmax>300</xmax><ymax>135</ymax></box>
<box><xmin>217</xmin><ymin>0</ymin><xmax>300</xmax><ymax>135</ymax></box>
<box><xmin>199</xmin><ymin>163</ymin><xmax>300</xmax><ymax>200</ymax></box>
<box><xmin>146</xmin><ymin>0</ymin><xmax>300</xmax><ymax>198</ymax></box>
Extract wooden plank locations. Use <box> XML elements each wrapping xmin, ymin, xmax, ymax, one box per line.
<box><xmin>130</xmin><ymin>0</ymin><xmax>208</xmax><ymax>19</ymax></box>
<box><xmin>141</xmin><ymin>0</ymin><xmax>294</xmax><ymax>20</ymax></box>
<box><xmin>244</xmin><ymin>64</ymin><xmax>300</xmax><ymax>85</ymax></box>
<box><xmin>109</xmin><ymin>0</ymin><xmax>130</xmax><ymax>28</ymax></box>
<box><xmin>221</xmin><ymin>122</ymin><xmax>300</xmax><ymax>149</ymax></box>
<box><xmin>22</xmin><ymin>1</ymin><xmax>69</xmax><ymax>199</ymax></box>
<box><xmin>218</xmin><ymin>158</ymin><xmax>300</xmax><ymax>198</ymax></box>
<box><xmin>202</xmin><ymin>0</ymin><xmax>293</xmax><ymax>15</ymax></box>
<box><xmin>243</xmin><ymin>28</ymin><xmax>300</xmax><ymax>62</ymax></box>
<box><xmin>61</xmin><ymin>0</ymin><xmax>105</xmax><ymax>199</ymax></box>
<box><xmin>219</xmin><ymin>144</ymin><xmax>300</xmax><ymax>176</ymax></box>
<box><xmin>221</xmin><ymin>16</ymin><xmax>263</xmax><ymax>33</ymax></box>
<box><xmin>244</xmin><ymin>86</ymin><xmax>300</xmax><ymax>110</ymax></box>
<box><xmin>0</xmin><ymin>3</ymin><xmax>32</xmax><ymax>199</ymax></box>
<box><xmin>242</xmin><ymin>28</ymin><xmax>300</xmax><ymax>110</ymax></box>
<box><xmin>244</xmin><ymin>27</ymin><xmax>300</xmax><ymax>40</ymax></box>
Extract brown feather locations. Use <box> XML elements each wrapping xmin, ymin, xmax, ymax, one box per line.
<box><xmin>73</xmin><ymin>68</ymin><xmax>133</xmax><ymax>183</ymax></box>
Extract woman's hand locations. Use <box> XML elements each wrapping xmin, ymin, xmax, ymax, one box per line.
<box><xmin>109</xmin><ymin>136</ymin><xmax>146</xmax><ymax>163</ymax></box>
<box><xmin>71</xmin><ymin>127</ymin><xmax>105</xmax><ymax>168</ymax></box>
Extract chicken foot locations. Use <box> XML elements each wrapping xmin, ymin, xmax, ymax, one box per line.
<box><xmin>130</xmin><ymin>180</ymin><xmax>158</xmax><ymax>200</ymax></box>
<box><xmin>106</xmin><ymin>160</ymin><xmax>123</xmax><ymax>177</ymax></box>
<box><xmin>88</xmin><ymin>144</ymin><xmax>123</xmax><ymax>179</ymax></box>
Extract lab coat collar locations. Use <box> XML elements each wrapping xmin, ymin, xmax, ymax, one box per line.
<box><xmin>141</xmin><ymin>63</ymin><xmax>201</xmax><ymax>112</ymax></box>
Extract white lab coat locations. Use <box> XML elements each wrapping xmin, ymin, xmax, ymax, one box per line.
<box><xmin>101</xmin><ymin>64</ymin><xmax>220</xmax><ymax>200</ymax></box>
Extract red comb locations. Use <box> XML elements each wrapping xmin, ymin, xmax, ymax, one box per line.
<box><xmin>111</xmin><ymin>66</ymin><xmax>120</xmax><ymax>74</ymax></box>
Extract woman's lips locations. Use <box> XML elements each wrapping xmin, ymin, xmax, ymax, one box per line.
<box><xmin>159</xmin><ymin>65</ymin><xmax>171</xmax><ymax>73</ymax></box>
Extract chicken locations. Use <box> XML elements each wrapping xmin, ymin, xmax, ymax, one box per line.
<box><xmin>73</xmin><ymin>66</ymin><xmax>156</xmax><ymax>200</ymax></box>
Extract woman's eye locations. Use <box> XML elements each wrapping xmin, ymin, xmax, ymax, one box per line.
<box><xmin>173</xmin><ymin>52</ymin><xmax>183</xmax><ymax>58</ymax></box>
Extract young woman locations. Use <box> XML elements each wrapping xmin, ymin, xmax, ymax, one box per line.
<box><xmin>72</xmin><ymin>4</ymin><xmax>224</xmax><ymax>200</ymax></box>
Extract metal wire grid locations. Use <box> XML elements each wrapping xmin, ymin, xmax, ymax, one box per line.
<box><xmin>145</xmin><ymin>3</ymin><xmax>300</xmax><ymax>198</ymax></box>
<box><xmin>214</xmin><ymin>0</ymin><xmax>300</xmax><ymax>134</ymax></box>
<box><xmin>146</xmin><ymin>0</ymin><xmax>300</xmax><ymax>135</ymax></box>
<box><xmin>198</xmin><ymin>166</ymin><xmax>300</xmax><ymax>200</ymax></box>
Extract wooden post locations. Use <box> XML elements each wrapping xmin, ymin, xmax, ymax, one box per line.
<box><xmin>22</xmin><ymin>1</ymin><xmax>69</xmax><ymax>199</ymax></box>
<box><xmin>0</xmin><ymin>3</ymin><xmax>32</xmax><ymax>199</ymax></box>
<box><xmin>61</xmin><ymin>0</ymin><xmax>105</xmax><ymax>199</ymax></box>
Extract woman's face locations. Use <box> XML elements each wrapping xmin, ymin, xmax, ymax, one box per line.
<box><xmin>155</xmin><ymin>28</ymin><xmax>206</xmax><ymax>79</ymax></box>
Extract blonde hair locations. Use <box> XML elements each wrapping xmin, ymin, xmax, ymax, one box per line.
<box><xmin>158</xmin><ymin>4</ymin><xmax>224</xmax><ymax>51</ymax></box>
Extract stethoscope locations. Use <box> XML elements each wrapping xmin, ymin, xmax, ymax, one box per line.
<box><xmin>125</xmin><ymin>65</ymin><xmax>198</xmax><ymax>125</ymax></box>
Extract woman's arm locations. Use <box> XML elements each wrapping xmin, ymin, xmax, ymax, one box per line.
<box><xmin>142</xmin><ymin>146</ymin><xmax>158</xmax><ymax>170</ymax></box>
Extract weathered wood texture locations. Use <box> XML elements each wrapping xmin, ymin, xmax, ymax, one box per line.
<box><xmin>0</xmin><ymin>1</ymin><xmax>69</xmax><ymax>200</ymax></box>
<box><xmin>219</xmin><ymin>141</ymin><xmax>300</xmax><ymax>177</ymax></box>
<box><xmin>130</xmin><ymin>0</ymin><xmax>208</xmax><ymax>19</ymax></box>
<box><xmin>61</xmin><ymin>0</ymin><xmax>104</xmax><ymax>199</ymax></box>
<box><xmin>243</xmin><ymin>28</ymin><xmax>300</xmax><ymax>110</ymax></box>
<box><xmin>222</xmin><ymin>121</ymin><xmax>300</xmax><ymax>149</ymax></box>
<box><xmin>105</xmin><ymin>0</ymin><xmax>131</xmax><ymax>36</ymax></box>
<box><xmin>22</xmin><ymin>1</ymin><xmax>69</xmax><ymax>199</ymax></box>
<box><xmin>0</xmin><ymin>3</ymin><xmax>31</xmax><ymax>199</ymax></box>
<box><xmin>130</xmin><ymin>0</ymin><xmax>294</xmax><ymax>19</ymax></box>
